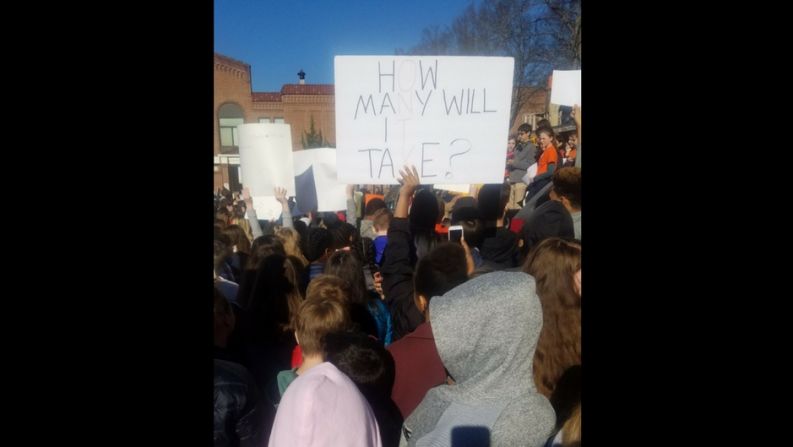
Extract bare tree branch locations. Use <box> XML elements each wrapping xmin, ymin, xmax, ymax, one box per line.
<box><xmin>401</xmin><ymin>0</ymin><xmax>580</xmax><ymax>127</ymax></box>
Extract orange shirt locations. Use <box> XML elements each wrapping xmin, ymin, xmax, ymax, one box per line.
<box><xmin>537</xmin><ymin>145</ymin><xmax>559</xmax><ymax>175</ymax></box>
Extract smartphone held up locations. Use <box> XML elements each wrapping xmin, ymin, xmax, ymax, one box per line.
<box><xmin>448</xmin><ymin>225</ymin><xmax>463</xmax><ymax>243</ymax></box>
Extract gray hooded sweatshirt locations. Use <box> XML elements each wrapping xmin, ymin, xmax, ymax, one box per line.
<box><xmin>403</xmin><ymin>271</ymin><xmax>555</xmax><ymax>447</ymax></box>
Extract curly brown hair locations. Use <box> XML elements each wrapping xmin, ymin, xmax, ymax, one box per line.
<box><xmin>522</xmin><ymin>237</ymin><xmax>581</xmax><ymax>398</ymax></box>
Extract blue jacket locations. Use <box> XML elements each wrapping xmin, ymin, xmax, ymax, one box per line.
<box><xmin>367</xmin><ymin>295</ymin><xmax>394</xmax><ymax>346</ymax></box>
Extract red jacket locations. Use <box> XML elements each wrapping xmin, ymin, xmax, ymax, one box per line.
<box><xmin>387</xmin><ymin>322</ymin><xmax>446</xmax><ymax>419</ymax></box>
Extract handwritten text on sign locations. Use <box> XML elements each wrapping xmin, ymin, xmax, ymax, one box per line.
<box><xmin>335</xmin><ymin>56</ymin><xmax>514</xmax><ymax>184</ymax></box>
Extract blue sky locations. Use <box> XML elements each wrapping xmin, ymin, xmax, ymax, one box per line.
<box><xmin>214</xmin><ymin>0</ymin><xmax>479</xmax><ymax>92</ymax></box>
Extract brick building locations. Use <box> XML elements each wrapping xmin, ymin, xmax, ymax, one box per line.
<box><xmin>214</xmin><ymin>53</ymin><xmax>335</xmax><ymax>191</ymax></box>
<box><xmin>510</xmin><ymin>87</ymin><xmax>550</xmax><ymax>136</ymax></box>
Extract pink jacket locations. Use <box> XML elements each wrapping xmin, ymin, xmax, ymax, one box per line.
<box><xmin>269</xmin><ymin>362</ymin><xmax>382</xmax><ymax>447</ymax></box>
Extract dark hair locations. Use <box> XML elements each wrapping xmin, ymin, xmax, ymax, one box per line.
<box><xmin>243</xmin><ymin>253</ymin><xmax>296</xmax><ymax>337</ymax></box>
<box><xmin>551</xmin><ymin>365</ymin><xmax>581</xmax><ymax>432</ymax></box>
<box><xmin>552</xmin><ymin>167</ymin><xmax>581</xmax><ymax>209</ymax></box>
<box><xmin>451</xmin><ymin>196</ymin><xmax>477</xmax><ymax>218</ymax></box>
<box><xmin>517</xmin><ymin>123</ymin><xmax>532</xmax><ymax>134</ymax></box>
<box><xmin>536</xmin><ymin>119</ymin><xmax>552</xmax><ymax>131</ymax></box>
<box><xmin>458</xmin><ymin>217</ymin><xmax>484</xmax><ymax>248</ymax></box>
<box><xmin>214</xmin><ymin>231</ymin><xmax>232</xmax><ymax>247</ymax></box>
<box><xmin>323</xmin><ymin>330</ymin><xmax>395</xmax><ymax>397</ymax></box>
<box><xmin>213</xmin><ymin>241</ymin><xmax>230</xmax><ymax>272</ymax></box>
<box><xmin>324</xmin><ymin>250</ymin><xmax>369</xmax><ymax>306</ymax></box>
<box><xmin>232</xmin><ymin>203</ymin><xmax>246</xmax><ymax>219</ymax></box>
<box><xmin>214</xmin><ymin>232</ymin><xmax>233</xmax><ymax>271</ymax></box>
<box><xmin>223</xmin><ymin>225</ymin><xmax>251</xmax><ymax>254</ymax></box>
<box><xmin>414</xmin><ymin>242</ymin><xmax>468</xmax><ymax>301</ymax></box>
<box><xmin>451</xmin><ymin>202</ymin><xmax>479</xmax><ymax>222</ymax></box>
<box><xmin>519</xmin><ymin>201</ymin><xmax>574</xmax><ymax>260</ymax></box>
<box><xmin>216</xmin><ymin>209</ymin><xmax>231</xmax><ymax>223</ymax></box>
<box><xmin>305</xmin><ymin>227</ymin><xmax>334</xmax><ymax>263</ymax></box>
<box><xmin>247</xmin><ymin>235</ymin><xmax>285</xmax><ymax>270</ymax></box>
<box><xmin>323</xmin><ymin>330</ymin><xmax>403</xmax><ymax>447</ymax></box>
<box><xmin>364</xmin><ymin>198</ymin><xmax>387</xmax><ymax>217</ymax></box>
<box><xmin>477</xmin><ymin>182</ymin><xmax>511</xmax><ymax>222</ymax></box>
<box><xmin>320</xmin><ymin>212</ymin><xmax>342</xmax><ymax>231</ymax></box>
<box><xmin>409</xmin><ymin>189</ymin><xmax>440</xmax><ymax>233</ymax></box>
<box><xmin>293</xmin><ymin>218</ymin><xmax>308</xmax><ymax>233</ymax></box>
<box><xmin>331</xmin><ymin>222</ymin><xmax>358</xmax><ymax>251</ymax></box>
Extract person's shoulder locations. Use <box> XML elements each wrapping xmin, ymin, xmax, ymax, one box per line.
<box><xmin>214</xmin><ymin>359</ymin><xmax>255</xmax><ymax>386</ymax></box>
<box><xmin>288</xmin><ymin>362</ymin><xmax>359</xmax><ymax>397</ymax></box>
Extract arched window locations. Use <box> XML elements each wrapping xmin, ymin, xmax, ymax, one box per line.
<box><xmin>218</xmin><ymin>103</ymin><xmax>244</xmax><ymax>150</ymax></box>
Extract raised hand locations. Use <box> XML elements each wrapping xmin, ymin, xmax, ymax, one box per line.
<box><xmin>397</xmin><ymin>165</ymin><xmax>420</xmax><ymax>197</ymax></box>
<box><xmin>242</xmin><ymin>187</ymin><xmax>253</xmax><ymax>208</ymax></box>
<box><xmin>274</xmin><ymin>186</ymin><xmax>288</xmax><ymax>206</ymax></box>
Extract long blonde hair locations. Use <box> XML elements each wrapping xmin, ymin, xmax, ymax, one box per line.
<box><xmin>276</xmin><ymin>227</ymin><xmax>309</xmax><ymax>267</ymax></box>
<box><xmin>231</xmin><ymin>217</ymin><xmax>253</xmax><ymax>243</ymax></box>
<box><xmin>282</xmin><ymin>256</ymin><xmax>306</xmax><ymax>331</ymax></box>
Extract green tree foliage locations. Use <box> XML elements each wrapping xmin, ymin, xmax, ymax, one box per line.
<box><xmin>301</xmin><ymin>116</ymin><xmax>331</xmax><ymax>149</ymax></box>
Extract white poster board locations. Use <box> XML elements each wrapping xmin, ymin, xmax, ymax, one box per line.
<box><xmin>434</xmin><ymin>184</ymin><xmax>471</xmax><ymax>194</ymax></box>
<box><xmin>250</xmin><ymin>195</ymin><xmax>284</xmax><ymax>222</ymax></box>
<box><xmin>335</xmin><ymin>56</ymin><xmax>514</xmax><ymax>185</ymax></box>
<box><xmin>238</xmin><ymin>123</ymin><xmax>296</xmax><ymax>196</ymax></box>
<box><xmin>292</xmin><ymin>148</ymin><xmax>348</xmax><ymax>212</ymax></box>
<box><xmin>549</xmin><ymin>70</ymin><xmax>581</xmax><ymax>107</ymax></box>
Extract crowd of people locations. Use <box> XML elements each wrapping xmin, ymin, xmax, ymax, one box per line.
<box><xmin>213</xmin><ymin>116</ymin><xmax>582</xmax><ymax>447</ymax></box>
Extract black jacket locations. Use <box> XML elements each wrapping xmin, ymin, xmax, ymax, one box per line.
<box><xmin>480</xmin><ymin>227</ymin><xmax>520</xmax><ymax>270</ymax></box>
<box><xmin>381</xmin><ymin>217</ymin><xmax>424</xmax><ymax>342</ymax></box>
<box><xmin>214</xmin><ymin>359</ymin><xmax>265</xmax><ymax>447</ymax></box>
<box><xmin>519</xmin><ymin>200</ymin><xmax>574</xmax><ymax>259</ymax></box>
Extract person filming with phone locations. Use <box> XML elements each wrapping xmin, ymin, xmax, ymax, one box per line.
<box><xmin>448</xmin><ymin>202</ymin><xmax>484</xmax><ymax>270</ymax></box>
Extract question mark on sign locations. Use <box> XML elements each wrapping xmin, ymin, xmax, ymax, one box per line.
<box><xmin>445</xmin><ymin>138</ymin><xmax>472</xmax><ymax>178</ymax></box>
